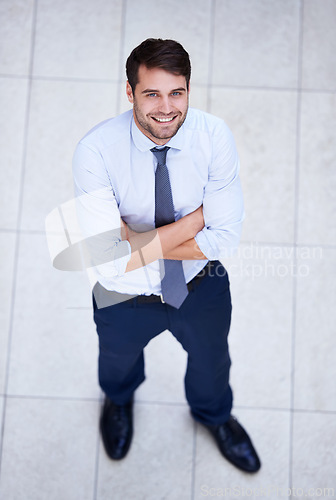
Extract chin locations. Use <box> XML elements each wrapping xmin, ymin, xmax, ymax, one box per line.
<box><xmin>153</xmin><ymin>126</ymin><xmax>179</xmax><ymax>140</ymax></box>
<box><xmin>153</xmin><ymin>133</ymin><xmax>175</xmax><ymax>141</ymax></box>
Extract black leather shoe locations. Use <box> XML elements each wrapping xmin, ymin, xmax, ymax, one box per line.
<box><xmin>100</xmin><ymin>396</ymin><xmax>133</xmax><ymax>460</ymax></box>
<box><xmin>203</xmin><ymin>415</ymin><xmax>261</xmax><ymax>473</ymax></box>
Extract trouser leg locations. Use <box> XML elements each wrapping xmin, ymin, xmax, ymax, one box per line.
<box><xmin>169</xmin><ymin>261</ymin><xmax>233</xmax><ymax>426</ymax></box>
<box><xmin>92</xmin><ymin>288</ymin><xmax>168</xmax><ymax>404</ymax></box>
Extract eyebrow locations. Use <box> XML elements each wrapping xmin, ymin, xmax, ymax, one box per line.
<box><xmin>141</xmin><ymin>87</ymin><xmax>187</xmax><ymax>94</ymax></box>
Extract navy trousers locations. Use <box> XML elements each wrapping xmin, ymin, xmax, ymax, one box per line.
<box><xmin>92</xmin><ymin>260</ymin><xmax>233</xmax><ymax>426</ymax></box>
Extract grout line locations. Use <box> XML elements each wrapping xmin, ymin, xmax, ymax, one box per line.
<box><xmin>209</xmin><ymin>84</ymin><xmax>336</xmax><ymax>94</ymax></box>
<box><xmin>190</xmin><ymin>420</ymin><xmax>197</xmax><ymax>500</ymax></box>
<box><xmin>289</xmin><ymin>408</ymin><xmax>336</xmax><ymax>416</ymax></box>
<box><xmin>233</xmin><ymin>405</ymin><xmax>336</xmax><ymax>415</ymax></box>
<box><xmin>206</xmin><ymin>0</ymin><xmax>216</xmax><ymax>113</ymax></box>
<box><xmin>300</xmin><ymin>87</ymin><xmax>336</xmax><ymax>95</ymax></box>
<box><xmin>93</xmin><ymin>396</ymin><xmax>102</xmax><ymax>500</ymax></box>
<box><xmin>0</xmin><ymin>74</ymin><xmax>118</xmax><ymax>85</ymax></box>
<box><xmin>289</xmin><ymin>0</ymin><xmax>304</xmax><ymax>494</ymax></box>
<box><xmin>0</xmin><ymin>74</ymin><xmax>29</xmax><ymax>80</ymax></box>
<box><xmin>4</xmin><ymin>394</ymin><xmax>102</xmax><ymax>403</ymax></box>
<box><xmin>66</xmin><ymin>307</ymin><xmax>92</xmax><ymax>310</ymax></box>
<box><xmin>26</xmin><ymin>75</ymin><xmax>119</xmax><ymax>84</ymax></box>
<box><xmin>211</xmin><ymin>83</ymin><xmax>299</xmax><ymax>92</ymax></box>
<box><xmin>233</xmin><ymin>405</ymin><xmax>293</xmax><ymax>413</ymax></box>
<box><xmin>0</xmin><ymin>0</ymin><xmax>38</xmax><ymax>478</ymax></box>
<box><xmin>1</xmin><ymin>73</ymin><xmax>336</xmax><ymax>95</ymax></box>
<box><xmin>1</xmin><ymin>393</ymin><xmax>335</xmax><ymax>415</ymax></box>
<box><xmin>92</xmin><ymin>408</ymin><xmax>101</xmax><ymax>500</ymax></box>
<box><xmin>115</xmin><ymin>0</ymin><xmax>127</xmax><ymax>117</ymax></box>
<box><xmin>91</xmin><ymin>6</ymin><xmax>128</xmax><ymax>498</ymax></box>
<box><xmin>134</xmin><ymin>399</ymin><xmax>188</xmax><ymax>407</ymax></box>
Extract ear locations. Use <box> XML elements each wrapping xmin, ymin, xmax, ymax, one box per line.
<box><xmin>187</xmin><ymin>80</ymin><xmax>191</xmax><ymax>95</ymax></box>
<box><xmin>126</xmin><ymin>81</ymin><xmax>134</xmax><ymax>103</ymax></box>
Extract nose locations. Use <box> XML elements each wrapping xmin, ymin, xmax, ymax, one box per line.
<box><xmin>158</xmin><ymin>96</ymin><xmax>172</xmax><ymax>115</ymax></box>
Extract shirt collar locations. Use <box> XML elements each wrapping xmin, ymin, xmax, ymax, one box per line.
<box><xmin>131</xmin><ymin>111</ymin><xmax>186</xmax><ymax>152</ymax></box>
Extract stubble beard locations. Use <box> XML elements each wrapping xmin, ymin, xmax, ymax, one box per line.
<box><xmin>133</xmin><ymin>99</ymin><xmax>188</xmax><ymax>141</ymax></box>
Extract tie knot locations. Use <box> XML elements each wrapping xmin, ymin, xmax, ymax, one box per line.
<box><xmin>151</xmin><ymin>146</ymin><xmax>170</xmax><ymax>166</ymax></box>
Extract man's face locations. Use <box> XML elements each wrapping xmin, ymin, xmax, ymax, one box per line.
<box><xmin>126</xmin><ymin>64</ymin><xmax>190</xmax><ymax>145</ymax></box>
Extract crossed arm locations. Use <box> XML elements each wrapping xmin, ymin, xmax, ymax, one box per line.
<box><xmin>122</xmin><ymin>206</ymin><xmax>207</xmax><ymax>273</ymax></box>
<box><xmin>73</xmin><ymin>124</ymin><xmax>243</xmax><ymax>278</ymax></box>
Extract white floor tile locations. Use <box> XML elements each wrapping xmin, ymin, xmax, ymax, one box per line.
<box><xmin>302</xmin><ymin>0</ymin><xmax>336</xmax><ymax>91</ymax></box>
<box><xmin>0</xmin><ymin>77</ymin><xmax>28</xmax><ymax>230</ymax></box>
<box><xmin>0</xmin><ymin>396</ymin><xmax>3</xmax><ymax>449</ymax></box>
<box><xmin>0</xmin><ymin>397</ymin><xmax>99</xmax><ymax>500</ymax></box>
<box><xmin>0</xmin><ymin>0</ymin><xmax>34</xmax><ymax>75</ymax></box>
<box><xmin>210</xmin><ymin>88</ymin><xmax>297</xmax><ymax>244</ymax></box>
<box><xmin>137</xmin><ymin>330</ymin><xmax>188</xmax><ymax>404</ymax></box>
<box><xmin>1</xmin><ymin>0</ymin><xmax>335</xmax><ymax>496</ymax></box>
<box><xmin>8</xmin><ymin>233</ymin><xmax>99</xmax><ymax>398</ymax></box>
<box><xmin>123</xmin><ymin>0</ymin><xmax>212</xmax><ymax>86</ymax></box>
<box><xmin>0</xmin><ymin>233</ymin><xmax>16</xmax><ymax>394</ymax></box>
<box><xmin>194</xmin><ymin>408</ymin><xmax>290</xmax><ymax>498</ymax></box>
<box><xmin>298</xmin><ymin>92</ymin><xmax>336</xmax><ymax>245</ymax></box>
<box><xmin>292</xmin><ymin>411</ymin><xmax>336</xmax><ymax>491</ymax></box>
<box><xmin>212</xmin><ymin>0</ymin><xmax>300</xmax><ymax>88</ymax></box>
<box><xmin>20</xmin><ymin>79</ymin><xmax>118</xmax><ymax>232</ymax></box>
<box><xmin>294</xmin><ymin>249</ymin><xmax>336</xmax><ymax>412</ymax></box>
<box><xmin>189</xmin><ymin>86</ymin><xmax>208</xmax><ymax>112</ymax></box>
<box><xmin>117</xmin><ymin>82</ymin><xmax>132</xmax><ymax>115</ymax></box>
<box><xmin>224</xmin><ymin>244</ymin><xmax>293</xmax><ymax>409</ymax></box>
<box><xmin>33</xmin><ymin>0</ymin><xmax>123</xmax><ymax>80</ymax></box>
<box><xmin>97</xmin><ymin>402</ymin><xmax>194</xmax><ymax>500</ymax></box>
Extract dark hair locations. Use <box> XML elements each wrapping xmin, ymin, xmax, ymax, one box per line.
<box><xmin>126</xmin><ymin>38</ymin><xmax>191</xmax><ymax>92</ymax></box>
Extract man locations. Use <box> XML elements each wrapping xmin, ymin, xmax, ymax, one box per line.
<box><xmin>72</xmin><ymin>38</ymin><xmax>261</xmax><ymax>473</ymax></box>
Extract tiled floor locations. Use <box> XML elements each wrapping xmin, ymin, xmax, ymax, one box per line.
<box><xmin>0</xmin><ymin>1</ymin><xmax>335</xmax><ymax>499</ymax></box>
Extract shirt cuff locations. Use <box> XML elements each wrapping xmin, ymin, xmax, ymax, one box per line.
<box><xmin>95</xmin><ymin>239</ymin><xmax>131</xmax><ymax>278</ymax></box>
<box><xmin>195</xmin><ymin>228</ymin><xmax>217</xmax><ymax>261</ymax></box>
<box><xmin>195</xmin><ymin>227</ymin><xmax>240</xmax><ymax>261</ymax></box>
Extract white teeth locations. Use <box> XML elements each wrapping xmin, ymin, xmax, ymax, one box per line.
<box><xmin>154</xmin><ymin>117</ymin><xmax>175</xmax><ymax>122</ymax></box>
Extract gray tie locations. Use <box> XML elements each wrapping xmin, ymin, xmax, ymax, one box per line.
<box><xmin>151</xmin><ymin>146</ymin><xmax>189</xmax><ymax>308</ymax></box>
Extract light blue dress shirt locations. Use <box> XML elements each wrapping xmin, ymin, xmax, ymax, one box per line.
<box><xmin>72</xmin><ymin>107</ymin><xmax>244</xmax><ymax>295</ymax></box>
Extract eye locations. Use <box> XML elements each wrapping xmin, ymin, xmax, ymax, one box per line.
<box><xmin>172</xmin><ymin>92</ymin><xmax>181</xmax><ymax>96</ymax></box>
<box><xmin>147</xmin><ymin>93</ymin><xmax>157</xmax><ymax>97</ymax></box>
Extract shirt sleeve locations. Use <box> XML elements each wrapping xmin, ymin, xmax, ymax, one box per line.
<box><xmin>194</xmin><ymin>121</ymin><xmax>245</xmax><ymax>260</ymax></box>
<box><xmin>72</xmin><ymin>141</ymin><xmax>131</xmax><ymax>278</ymax></box>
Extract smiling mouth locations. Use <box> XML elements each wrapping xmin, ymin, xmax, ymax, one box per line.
<box><xmin>151</xmin><ymin>116</ymin><xmax>177</xmax><ymax>123</ymax></box>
